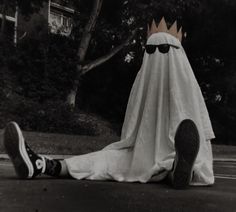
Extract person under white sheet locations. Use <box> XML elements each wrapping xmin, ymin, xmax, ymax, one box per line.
<box><xmin>3</xmin><ymin>18</ymin><xmax>215</xmax><ymax>189</ymax></box>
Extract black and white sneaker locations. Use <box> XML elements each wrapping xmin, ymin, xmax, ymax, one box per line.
<box><xmin>170</xmin><ymin>119</ymin><xmax>200</xmax><ymax>189</ymax></box>
<box><xmin>3</xmin><ymin>122</ymin><xmax>45</xmax><ymax>179</ymax></box>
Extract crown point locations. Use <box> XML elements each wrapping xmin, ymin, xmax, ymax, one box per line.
<box><xmin>147</xmin><ymin>19</ymin><xmax>158</xmax><ymax>38</ymax></box>
<box><xmin>151</xmin><ymin>19</ymin><xmax>156</xmax><ymax>26</ymax></box>
<box><xmin>147</xmin><ymin>23</ymin><xmax>150</xmax><ymax>37</ymax></box>
<box><xmin>151</xmin><ymin>19</ymin><xmax>157</xmax><ymax>31</ymax></box>
<box><xmin>177</xmin><ymin>27</ymin><xmax>183</xmax><ymax>42</ymax></box>
<box><xmin>168</xmin><ymin>20</ymin><xmax>178</xmax><ymax>38</ymax></box>
<box><xmin>156</xmin><ymin>17</ymin><xmax>168</xmax><ymax>33</ymax></box>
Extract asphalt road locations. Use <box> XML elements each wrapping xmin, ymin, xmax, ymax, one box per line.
<box><xmin>1</xmin><ymin>160</ymin><xmax>236</xmax><ymax>212</ymax></box>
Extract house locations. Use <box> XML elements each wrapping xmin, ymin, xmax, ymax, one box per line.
<box><xmin>0</xmin><ymin>0</ymin><xmax>74</xmax><ymax>44</ymax></box>
<box><xmin>48</xmin><ymin>0</ymin><xmax>74</xmax><ymax>36</ymax></box>
<box><xmin>0</xmin><ymin>4</ymin><xmax>18</xmax><ymax>43</ymax></box>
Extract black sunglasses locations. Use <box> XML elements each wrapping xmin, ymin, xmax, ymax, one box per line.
<box><xmin>145</xmin><ymin>44</ymin><xmax>180</xmax><ymax>54</ymax></box>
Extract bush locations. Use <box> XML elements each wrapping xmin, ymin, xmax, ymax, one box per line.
<box><xmin>0</xmin><ymin>95</ymin><xmax>117</xmax><ymax>136</ymax></box>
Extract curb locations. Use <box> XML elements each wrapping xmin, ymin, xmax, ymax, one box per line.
<box><xmin>1</xmin><ymin>154</ymin><xmax>236</xmax><ymax>162</ymax></box>
<box><xmin>0</xmin><ymin>154</ymin><xmax>73</xmax><ymax>160</ymax></box>
<box><xmin>213</xmin><ymin>158</ymin><xmax>236</xmax><ymax>162</ymax></box>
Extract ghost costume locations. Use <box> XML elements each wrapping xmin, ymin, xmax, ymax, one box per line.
<box><xmin>65</xmin><ymin>32</ymin><xmax>215</xmax><ymax>185</ymax></box>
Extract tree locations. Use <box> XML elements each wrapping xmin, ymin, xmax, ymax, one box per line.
<box><xmin>65</xmin><ymin>0</ymin><xmax>137</xmax><ymax>107</ymax></box>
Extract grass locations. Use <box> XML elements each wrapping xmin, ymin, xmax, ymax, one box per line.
<box><xmin>0</xmin><ymin>129</ymin><xmax>119</xmax><ymax>155</ymax></box>
<box><xmin>0</xmin><ymin>110</ymin><xmax>121</xmax><ymax>155</ymax></box>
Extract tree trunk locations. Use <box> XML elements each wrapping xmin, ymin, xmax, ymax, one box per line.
<box><xmin>66</xmin><ymin>0</ymin><xmax>103</xmax><ymax>107</ymax></box>
<box><xmin>66</xmin><ymin>70</ymin><xmax>80</xmax><ymax>107</ymax></box>
<box><xmin>66</xmin><ymin>89</ymin><xmax>77</xmax><ymax>107</ymax></box>
<box><xmin>77</xmin><ymin>0</ymin><xmax>103</xmax><ymax>62</ymax></box>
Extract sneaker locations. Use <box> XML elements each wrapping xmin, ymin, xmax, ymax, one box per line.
<box><xmin>170</xmin><ymin>119</ymin><xmax>200</xmax><ymax>189</ymax></box>
<box><xmin>3</xmin><ymin>122</ymin><xmax>45</xmax><ymax>179</ymax></box>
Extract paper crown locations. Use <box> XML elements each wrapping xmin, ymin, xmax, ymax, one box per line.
<box><xmin>147</xmin><ymin>17</ymin><xmax>183</xmax><ymax>42</ymax></box>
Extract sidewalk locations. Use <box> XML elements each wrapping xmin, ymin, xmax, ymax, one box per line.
<box><xmin>1</xmin><ymin>129</ymin><xmax>236</xmax><ymax>161</ymax></box>
<box><xmin>1</xmin><ymin>153</ymin><xmax>236</xmax><ymax>161</ymax></box>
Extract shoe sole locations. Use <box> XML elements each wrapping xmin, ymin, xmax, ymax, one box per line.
<box><xmin>3</xmin><ymin>122</ymin><xmax>34</xmax><ymax>179</ymax></box>
<box><xmin>172</xmin><ymin>119</ymin><xmax>200</xmax><ymax>189</ymax></box>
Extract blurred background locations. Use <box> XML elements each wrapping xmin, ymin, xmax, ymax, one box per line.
<box><xmin>0</xmin><ymin>0</ymin><xmax>236</xmax><ymax>145</ymax></box>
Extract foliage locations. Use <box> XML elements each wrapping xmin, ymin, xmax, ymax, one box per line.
<box><xmin>0</xmin><ymin>96</ymin><xmax>116</xmax><ymax>136</ymax></box>
<box><xmin>7</xmin><ymin>33</ymin><xmax>76</xmax><ymax>102</ymax></box>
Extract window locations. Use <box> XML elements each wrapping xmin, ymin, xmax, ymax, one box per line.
<box><xmin>49</xmin><ymin>10</ymin><xmax>72</xmax><ymax>36</ymax></box>
<box><xmin>49</xmin><ymin>1</ymin><xmax>74</xmax><ymax>36</ymax></box>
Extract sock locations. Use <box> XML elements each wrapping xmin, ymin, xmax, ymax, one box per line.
<box><xmin>60</xmin><ymin>160</ymin><xmax>69</xmax><ymax>177</ymax></box>
<box><xmin>43</xmin><ymin>157</ymin><xmax>62</xmax><ymax>177</ymax></box>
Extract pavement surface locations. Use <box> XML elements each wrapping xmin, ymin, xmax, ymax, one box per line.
<box><xmin>1</xmin><ymin>159</ymin><xmax>236</xmax><ymax>212</ymax></box>
<box><xmin>0</xmin><ymin>129</ymin><xmax>236</xmax><ymax>211</ymax></box>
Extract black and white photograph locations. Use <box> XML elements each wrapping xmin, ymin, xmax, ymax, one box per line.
<box><xmin>0</xmin><ymin>0</ymin><xmax>236</xmax><ymax>211</ymax></box>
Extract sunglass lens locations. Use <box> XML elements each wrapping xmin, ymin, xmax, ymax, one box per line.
<box><xmin>145</xmin><ymin>45</ymin><xmax>157</xmax><ymax>54</ymax></box>
<box><xmin>158</xmin><ymin>44</ymin><xmax>170</xmax><ymax>53</ymax></box>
